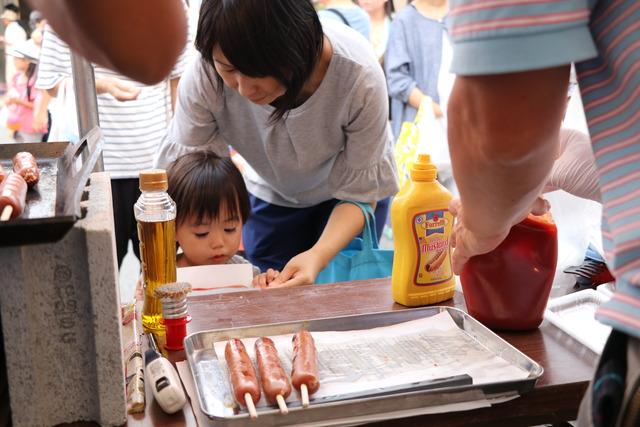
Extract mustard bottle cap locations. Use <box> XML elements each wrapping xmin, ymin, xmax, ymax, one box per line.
<box><xmin>139</xmin><ymin>169</ymin><xmax>168</xmax><ymax>192</ymax></box>
<box><xmin>410</xmin><ymin>153</ymin><xmax>438</xmax><ymax>181</ymax></box>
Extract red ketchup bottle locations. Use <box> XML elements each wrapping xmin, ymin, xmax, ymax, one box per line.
<box><xmin>460</xmin><ymin>213</ymin><xmax>558</xmax><ymax>330</ymax></box>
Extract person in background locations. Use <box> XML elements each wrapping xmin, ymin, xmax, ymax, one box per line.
<box><xmin>28</xmin><ymin>10</ymin><xmax>46</xmax><ymax>47</ymax></box>
<box><xmin>1</xmin><ymin>4</ymin><xmax>26</xmax><ymax>89</ymax></box>
<box><xmin>5</xmin><ymin>39</ymin><xmax>44</xmax><ymax>142</ymax></box>
<box><xmin>385</xmin><ymin>0</ymin><xmax>447</xmax><ymax>138</ymax></box>
<box><xmin>27</xmin><ymin>0</ymin><xmax>187</xmax><ymax>85</ymax></box>
<box><xmin>166</xmin><ymin>151</ymin><xmax>279</xmax><ymax>286</ymax></box>
<box><xmin>26</xmin><ymin>10</ymin><xmax>51</xmax><ymax>141</ymax></box>
<box><xmin>358</xmin><ymin>0</ymin><xmax>393</xmax><ymax>64</ymax></box>
<box><xmin>316</xmin><ymin>0</ymin><xmax>371</xmax><ymax>40</ymax></box>
<box><xmin>35</xmin><ymin>24</ymin><xmax>191</xmax><ymax>268</ymax></box>
<box><xmin>446</xmin><ymin>1</ymin><xmax>640</xmax><ymax>425</ymax></box>
<box><xmin>156</xmin><ymin>0</ymin><xmax>397</xmax><ymax>288</ymax></box>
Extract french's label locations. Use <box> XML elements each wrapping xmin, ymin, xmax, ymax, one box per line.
<box><xmin>413</xmin><ymin>209</ymin><xmax>453</xmax><ymax>285</ymax></box>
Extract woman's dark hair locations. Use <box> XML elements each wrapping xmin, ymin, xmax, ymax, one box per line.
<box><xmin>167</xmin><ymin>151</ymin><xmax>250</xmax><ymax>227</ymax></box>
<box><xmin>195</xmin><ymin>0</ymin><xmax>324</xmax><ymax>122</ymax></box>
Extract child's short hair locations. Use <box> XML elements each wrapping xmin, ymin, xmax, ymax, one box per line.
<box><xmin>167</xmin><ymin>151</ymin><xmax>250</xmax><ymax>227</ymax></box>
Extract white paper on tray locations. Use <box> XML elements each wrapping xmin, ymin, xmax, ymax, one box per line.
<box><xmin>177</xmin><ymin>264</ymin><xmax>254</xmax><ymax>295</ymax></box>
<box><xmin>210</xmin><ymin>311</ymin><xmax>530</xmax><ymax>408</ymax></box>
<box><xmin>176</xmin><ymin>360</ymin><xmax>521</xmax><ymax>427</ymax></box>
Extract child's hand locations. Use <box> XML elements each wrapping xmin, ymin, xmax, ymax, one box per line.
<box><xmin>252</xmin><ymin>268</ymin><xmax>279</xmax><ymax>289</ymax></box>
<box><xmin>5</xmin><ymin>97</ymin><xmax>18</xmax><ymax>106</ymax></box>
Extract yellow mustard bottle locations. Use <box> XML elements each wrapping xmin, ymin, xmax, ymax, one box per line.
<box><xmin>391</xmin><ymin>154</ymin><xmax>455</xmax><ymax>306</ymax></box>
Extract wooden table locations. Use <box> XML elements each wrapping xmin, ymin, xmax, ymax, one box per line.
<box><xmin>126</xmin><ymin>278</ymin><xmax>598</xmax><ymax>427</ymax></box>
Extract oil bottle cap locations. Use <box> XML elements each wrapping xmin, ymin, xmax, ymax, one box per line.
<box><xmin>410</xmin><ymin>153</ymin><xmax>438</xmax><ymax>181</ymax></box>
<box><xmin>139</xmin><ymin>169</ymin><xmax>168</xmax><ymax>192</ymax></box>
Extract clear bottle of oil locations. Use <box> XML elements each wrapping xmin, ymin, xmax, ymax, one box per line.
<box><xmin>391</xmin><ymin>154</ymin><xmax>455</xmax><ymax>306</ymax></box>
<box><xmin>134</xmin><ymin>169</ymin><xmax>177</xmax><ymax>333</ymax></box>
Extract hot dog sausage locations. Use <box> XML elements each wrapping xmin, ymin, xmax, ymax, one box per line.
<box><xmin>224</xmin><ymin>338</ymin><xmax>261</xmax><ymax>406</ymax></box>
<box><xmin>0</xmin><ymin>173</ymin><xmax>28</xmax><ymax>220</ymax></box>
<box><xmin>291</xmin><ymin>330</ymin><xmax>320</xmax><ymax>394</ymax></box>
<box><xmin>13</xmin><ymin>152</ymin><xmax>39</xmax><ymax>188</ymax></box>
<box><xmin>255</xmin><ymin>337</ymin><xmax>291</xmax><ymax>404</ymax></box>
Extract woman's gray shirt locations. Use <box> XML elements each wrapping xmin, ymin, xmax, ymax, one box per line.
<box><xmin>155</xmin><ymin>21</ymin><xmax>398</xmax><ymax>208</ymax></box>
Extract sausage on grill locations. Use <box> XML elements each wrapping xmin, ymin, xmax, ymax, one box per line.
<box><xmin>13</xmin><ymin>152</ymin><xmax>39</xmax><ymax>188</ymax></box>
<box><xmin>0</xmin><ymin>173</ymin><xmax>28</xmax><ymax>220</ymax></box>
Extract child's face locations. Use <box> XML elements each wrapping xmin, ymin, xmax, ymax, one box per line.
<box><xmin>176</xmin><ymin>206</ymin><xmax>243</xmax><ymax>267</ymax></box>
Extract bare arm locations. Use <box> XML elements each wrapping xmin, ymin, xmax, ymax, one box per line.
<box><xmin>28</xmin><ymin>0</ymin><xmax>187</xmax><ymax>85</ymax></box>
<box><xmin>448</xmin><ymin>66</ymin><xmax>569</xmax><ymax>273</ymax></box>
<box><xmin>266</xmin><ymin>202</ymin><xmax>372</xmax><ymax>288</ymax></box>
<box><xmin>170</xmin><ymin>77</ymin><xmax>180</xmax><ymax>113</ymax></box>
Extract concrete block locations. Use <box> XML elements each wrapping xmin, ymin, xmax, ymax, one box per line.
<box><xmin>0</xmin><ymin>172</ymin><xmax>126</xmax><ymax>426</ymax></box>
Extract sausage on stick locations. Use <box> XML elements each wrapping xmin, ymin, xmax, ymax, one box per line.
<box><xmin>291</xmin><ymin>330</ymin><xmax>320</xmax><ymax>408</ymax></box>
<box><xmin>13</xmin><ymin>152</ymin><xmax>40</xmax><ymax>188</ymax></box>
<box><xmin>224</xmin><ymin>338</ymin><xmax>260</xmax><ymax>419</ymax></box>
<box><xmin>0</xmin><ymin>173</ymin><xmax>28</xmax><ymax>221</ymax></box>
<box><xmin>255</xmin><ymin>337</ymin><xmax>292</xmax><ymax>414</ymax></box>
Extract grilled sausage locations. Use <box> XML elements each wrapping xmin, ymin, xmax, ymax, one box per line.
<box><xmin>13</xmin><ymin>152</ymin><xmax>39</xmax><ymax>188</ymax></box>
<box><xmin>224</xmin><ymin>338</ymin><xmax>261</xmax><ymax>406</ymax></box>
<box><xmin>291</xmin><ymin>330</ymin><xmax>320</xmax><ymax>394</ymax></box>
<box><xmin>0</xmin><ymin>173</ymin><xmax>28</xmax><ymax>220</ymax></box>
<box><xmin>255</xmin><ymin>337</ymin><xmax>291</xmax><ymax>404</ymax></box>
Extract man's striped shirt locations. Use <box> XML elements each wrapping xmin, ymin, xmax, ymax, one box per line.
<box><xmin>449</xmin><ymin>0</ymin><xmax>640</xmax><ymax>339</ymax></box>
<box><xmin>36</xmin><ymin>26</ymin><xmax>192</xmax><ymax>179</ymax></box>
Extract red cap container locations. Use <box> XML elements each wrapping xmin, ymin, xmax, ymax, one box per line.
<box><xmin>162</xmin><ymin>315</ymin><xmax>191</xmax><ymax>351</ymax></box>
<box><xmin>460</xmin><ymin>214</ymin><xmax>558</xmax><ymax>331</ymax></box>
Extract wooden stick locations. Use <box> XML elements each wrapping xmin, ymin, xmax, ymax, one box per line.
<box><xmin>276</xmin><ymin>394</ymin><xmax>288</xmax><ymax>415</ymax></box>
<box><xmin>1</xmin><ymin>205</ymin><xmax>13</xmax><ymax>221</ymax></box>
<box><xmin>244</xmin><ymin>393</ymin><xmax>258</xmax><ymax>419</ymax></box>
<box><xmin>301</xmin><ymin>384</ymin><xmax>309</xmax><ymax>408</ymax></box>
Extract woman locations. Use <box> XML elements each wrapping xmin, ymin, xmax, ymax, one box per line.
<box><xmin>359</xmin><ymin>0</ymin><xmax>394</xmax><ymax>63</ymax></box>
<box><xmin>385</xmin><ymin>0</ymin><xmax>447</xmax><ymax>138</ymax></box>
<box><xmin>155</xmin><ymin>0</ymin><xmax>397</xmax><ymax>288</ymax></box>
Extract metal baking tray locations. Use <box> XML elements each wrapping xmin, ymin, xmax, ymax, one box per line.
<box><xmin>0</xmin><ymin>127</ymin><xmax>103</xmax><ymax>246</ymax></box>
<box><xmin>545</xmin><ymin>289</ymin><xmax>612</xmax><ymax>354</ymax></box>
<box><xmin>185</xmin><ymin>306</ymin><xmax>544</xmax><ymax>426</ymax></box>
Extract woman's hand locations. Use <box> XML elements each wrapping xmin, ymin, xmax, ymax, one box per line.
<box><xmin>263</xmin><ymin>249</ymin><xmax>325</xmax><ymax>289</ymax></box>
<box><xmin>252</xmin><ymin>268</ymin><xmax>280</xmax><ymax>289</ymax></box>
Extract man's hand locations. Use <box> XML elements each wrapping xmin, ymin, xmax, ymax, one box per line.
<box><xmin>252</xmin><ymin>268</ymin><xmax>280</xmax><ymax>289</ymax></box>
<box><xmin>96</xmin><ymin>77</ymin><xmax>141</xmax><ymax>101</ymax></box>
<box><xmin>449</xmin><ymin>199</ymin><xmax>510</xmax><ymax>275</ymax></box>
<box><xmin>263</xmin><ymin>249</ymin><xmax>325</xmax><ymax>289</ymax></box>
<box><xmin>450</xmin><ymin>197</ymin><xmax>550</xmax><ymax>274</ymax></box>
